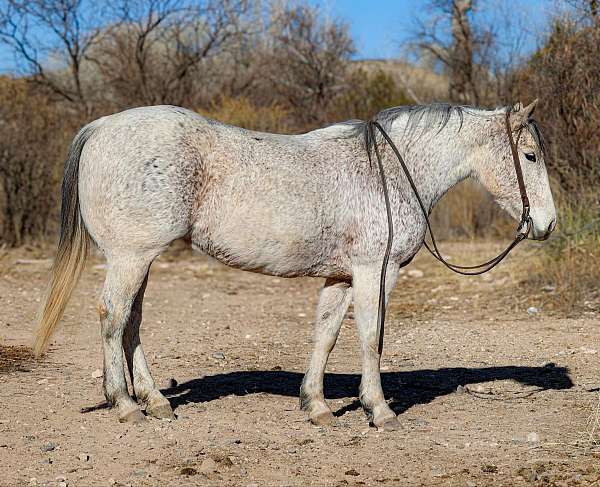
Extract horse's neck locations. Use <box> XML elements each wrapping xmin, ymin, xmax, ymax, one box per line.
<box><xmin>387</xmin><ymin>123</ymin><xmax>474</xmax><ymax>212</ymax></box>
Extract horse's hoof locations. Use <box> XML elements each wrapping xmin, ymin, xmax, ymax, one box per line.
<box><xmin>310</xmin><ymin>411</ymin><xmax>336</xmax><ymax>426</ymax></box>
<box><xmin>147</xmin><ymin>402</ymin><xmax>175</xmax><ymax>420</ymax></box>
<box><xmin>378</xmin><ymin>416</ymin><xmax>401</xmax><ymax>432</ymax></box>
<box><xmin>146</xmin><ymin>400</ymin><xmax>175</xmax><ymax>420</ymax></box>
<box><xmin>119</xmin><ymin>408</ymin><xmax>146</xmax><ymax>424</ymax></box>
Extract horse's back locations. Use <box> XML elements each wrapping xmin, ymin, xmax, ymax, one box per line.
<box><xmin>75</xmin><ymin>105</ymin><xmax>352</xmax><ymax>276</ymax></box>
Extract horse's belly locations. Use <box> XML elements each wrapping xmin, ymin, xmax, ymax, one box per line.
<box><xmin>194</xmin><ymin>234</ymin><xmax>322</xmax><ymax>277</ymax></box>
<box><xmin>192</xmin><ymin>215</ymin><xmax>345</xmax><ymax>278</ymax></box>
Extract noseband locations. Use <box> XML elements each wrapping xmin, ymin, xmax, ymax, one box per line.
<box><xmin>365</xmin><ymin>109</ymin><xmax>533</xmax><ymax>355</ymax></box>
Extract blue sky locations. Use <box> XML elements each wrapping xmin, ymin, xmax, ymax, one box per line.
<box><xmin>310</xmin><ymin>0</ymin><xmax>555</xmax><ymax>60</ymax></box>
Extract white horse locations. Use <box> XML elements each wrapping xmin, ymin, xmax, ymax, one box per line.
<box><xmin>35</xmin><ymin>101</ymin><xmax>556</xmax><ymax>430</ymax></box>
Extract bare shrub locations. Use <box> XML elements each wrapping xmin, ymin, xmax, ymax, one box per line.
<box><xmin>198</xmin><ymin>96</ymin><xmax>290</xmax><ymax>133</ymax></box>
<box><xmin>0</xmin><ymin>0</ymin><xmax>106</xmax><ymax>116</ymax></box>
<box><xmin>332</xmin><ymin>68</ymin><xmax>411</xmax><ymax>122</ymax></box>
<box><xmin>519</xmin><ymin>19</ymin><xmax>600</xmax><ymax>191</ymax></box>
<box><xmin>87</xmin><ymin>0</ymin><xmax>254</xmax><ymax>109</ymax></box>
<box><xmin>0</xmin><ymin>77</ymin><xmax>74</xmax><ymax>246</ymax></box>
<box><xmin>515</xmin><ymin>10</ymin><xmax>600</xmax><ymax>311</ymax></box>
<box><xmin>265</xmin><ymin>3</ymin><xmax>354</xmax><ymax>128</ymax></box>
<box><xmin>410</xmin><ymin>0</ymin><xmax>529</xmax><ymax>105</ymax></box>
<box><xmin>349</xmin><ymin>59</ymin><xmax>449</xmax><ymax>104</ymax></box>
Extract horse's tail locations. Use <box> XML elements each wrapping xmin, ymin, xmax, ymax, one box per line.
<box><xmin>34</xmin><ymin>124</ymin><xmax>96</xmax><ymax>357</ymax></box>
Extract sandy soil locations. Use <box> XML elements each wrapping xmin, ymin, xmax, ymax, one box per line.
<box><xmin>0</xmin><ymin>242</ymin><xmax>599</xmax><ymax>487</ymax></box>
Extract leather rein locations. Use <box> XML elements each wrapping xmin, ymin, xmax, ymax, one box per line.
<box><xmin>365</xmin><ymin>109</ymin><xmax>532</xmax><ymax>355</ymax></box>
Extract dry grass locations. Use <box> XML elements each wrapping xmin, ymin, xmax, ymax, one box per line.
<box><xmin>350</xmin><ymin>59</ymin><xmax>448</xmax><ymax>103</ymax></box>
<box><xmin>430</xmin><ymin>180</ymin><xmax>513</xmax><ymax>239</ymax></box>
<box><xmin>523</xmin><ymin>190</ymin><xmax>600</xmax><ymax>313</ymax></box>
<box><xmin>198</xmin><ymin>97</ymin><xmax>290</xmax><ymax>133</ymax></box>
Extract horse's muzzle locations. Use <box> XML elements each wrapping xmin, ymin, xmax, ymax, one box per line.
<box><xmin>533</xmin><ymin>219</ymin><xmax>556</xmax><ymax>241</ymax></box>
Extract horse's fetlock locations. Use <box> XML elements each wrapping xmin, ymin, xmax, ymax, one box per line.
<box><xmin>359</xmin><ymin>392</ymin><xmax>375</xmax><ymax>419</ymax></box>
<box><xmin>299</xmin><ymin>387</ymin><xmax>312</xmax><ymax>411</ymax></box>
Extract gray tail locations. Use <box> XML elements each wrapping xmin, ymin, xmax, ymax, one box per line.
<box><xmin>34</xmin><ymin>124</ymin><xmax>96</xmax><ymax>356</ymax></box>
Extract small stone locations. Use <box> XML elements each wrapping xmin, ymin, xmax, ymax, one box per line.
<box><xmin>482</xmin><ymin>465</ymin><xmax>498</xmax><ymax>473</ymax></box>
<box><xmin>431</xmin><ymin>468</ymin><xmax>444</xmax><ymax>477</ymax></box>
<box><xmin>466</xmin><ymin>481</ymin><xmax>476</xmax><ymax>487</ymax></box>
<box><xmin>212</xmin><ymin>352</ymin><xmax>225</xmax><ymax>360</ymax></box>
<box><xmin>164</xmin><ymin>378</ymin><xmax>177</xmax><ymax>388</ymax></box>
<box><xmin>527</xmin><ymin>432</ymin><xmax>539</xmax><ymax>443</ymax></box>
<box><xmin>108</xmin><ymin>479</ymin><xmax>116</xmax><ymax>486</ymax></box>
<box><xmin>527</xmin><ymin>306</ymin><xmax>539</xmax><ymax>315</ymax></box>
<box><xmin>180</xmin><ymin>467</ymin><xmax>197</xmax><ymax>476</ymax></box>
<box><xmin>345</xmin><ymin>469</ymin><xmax>360</xmax><ymax>476</ymax></box>
<box><xmin>210</xmin><ymin>452</ymin><xmax>233</xmax><ymax>467</ymax></box>
<box><xmin>286</xmin><ymin>445</ymin><xmax>297</xmax><ymax>454</ymax></box>
<box><xmin>77</xmin><ymin>453</ymin><xmax>89</xmax><ymax>462</ymax></box>
<box><xmin>41</xmin><ymin>442</ymin><xmax>57</xmax><ymax>452</ymax></box>
<box><xmin>407</xmin><ymin>269</ymin><xmax>424</xmax><ymax>278</ymax></box>
<box><xmin>91</xmin><ymin>369</ymin><xmax>103</xmax><ymax>379</ymax></box>
<box><xmin>58</xmin><ymin>482</ymin><xmax>67</xmax><ymax>487</ymax></box>
<box><xmin>456</xmin><ymin>385</ymin><xmax>466</xmax><ymax>394</ymax></box>
<box><xmin>28</xmin><ymin>479</ymin><xmax>37</xmax><ymax>486</ymax></box>
<box><xmin>516</xmin><ymin>467</ymin><xmax>536</xmax><ymax>482</ymax></box>
<box><xmin>199</xmin><ymin>458</ymin><xmax>218</xmax><ymax>475</ymax></box>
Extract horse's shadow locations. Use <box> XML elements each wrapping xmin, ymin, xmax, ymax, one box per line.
<box><xmin>164</xmin><ymin>363</ymin><xmax>572</xmax><ymax>416</ymax></box>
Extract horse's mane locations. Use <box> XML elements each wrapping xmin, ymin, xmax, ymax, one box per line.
<box><xmin>336</xmin><ymin>102</ymin><xmax>546</xmax><ymax>156</ymax></box>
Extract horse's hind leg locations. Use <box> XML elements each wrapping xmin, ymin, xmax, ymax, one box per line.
<box><xmin>123</xmin><ymin>271</ymin><xmax>174</xmax><ymax>420</ymax></box>
<box><xmin>99</xmin><ymin>254</ymin><xmax>154</xmax><ymax>423</ymax></box>
<box><xmin>300</xmin><ymin>278</ymin><xmax>352</xmax><ymax>425</ymax></box>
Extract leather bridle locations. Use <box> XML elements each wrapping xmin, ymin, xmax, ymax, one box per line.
<box><xmin>365</xmin><ymin>108</ymin><xmax>533</xmax><ymax>355</ymax></box>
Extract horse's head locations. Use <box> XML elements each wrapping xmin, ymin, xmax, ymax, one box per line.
<box><xmin>475</xmin><ymin>100</ymin><xmax>556</xmax><ymax>241</ymax></box>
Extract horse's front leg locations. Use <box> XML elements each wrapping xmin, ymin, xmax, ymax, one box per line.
<box><xmin>352</xmin><ymin>263</ymin><xmax>400</xmax><ymax>431</ymax></box>
<box><xmin>300</xmin><ymin>278</ymin><xmax>352</xmax><ymax>425</ymax></box>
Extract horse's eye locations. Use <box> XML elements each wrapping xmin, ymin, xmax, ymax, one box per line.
<box><xmin>524</xmin><ymin>152</ymin><xmax>536</xmax><ymax>162</ymax></box>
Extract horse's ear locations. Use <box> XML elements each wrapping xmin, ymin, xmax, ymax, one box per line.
<box><xmin>509</xmin><ymin>99</ymin><xmax>537</xmax><ymax>131</ymax></box>
<box><xmin>523</xmin><ymin>99</ymin><xmax>538</xmax><ymax>117</ymax></box>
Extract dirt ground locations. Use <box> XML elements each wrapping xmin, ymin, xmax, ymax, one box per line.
<box><xmin>0</xmin><ymin>242</ymin><xmax>599</xmax><ymax>487</ymax></box>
